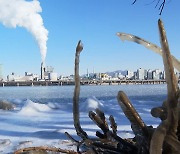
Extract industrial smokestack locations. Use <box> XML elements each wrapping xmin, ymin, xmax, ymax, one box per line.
<box><xmin>41</xmin><ymin>62</ymin><xmax>45</xmax><ymax>80</ymax></box>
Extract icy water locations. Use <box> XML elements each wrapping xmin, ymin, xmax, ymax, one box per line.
<box><xmin>0</xmin><ymin>84</ymin><xmax>167</xmax><ymax>153</ymax></box>
<box><xmin>0</xmin><ymin>84</ymin><xmax>167</xmax><ymax>121</ymax></box>
<box><xmin>0</xmin><ymin>84</ymin><xmax>167</xmax><ymax>103</ymax></box>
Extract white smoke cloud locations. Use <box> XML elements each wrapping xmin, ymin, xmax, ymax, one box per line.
<box><xmin>0</xmin><ymin>0</ymin><xmax>48</xmax><ymax>63</ymax></box>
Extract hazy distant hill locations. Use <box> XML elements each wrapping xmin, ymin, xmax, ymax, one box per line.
<box><xmin>81</xmin><ymin>70</ymin><xmax>128</xmax><ymax>77</ymax></box>
<box><xmin>105</xmin><ymin>70</ymin><xmax>128</xmax><ymax>76</ymax></box>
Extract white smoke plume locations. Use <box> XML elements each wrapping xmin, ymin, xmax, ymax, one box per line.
<box><xmin>0</xmin><ymin>0</ymin><xmax>48</xmax><ymax>63</ymax></box>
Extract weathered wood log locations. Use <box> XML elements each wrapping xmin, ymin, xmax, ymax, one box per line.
<box><xmin>14</xmin><ymin>146</ymin><xmax>77</xmax><ymax>154</ymax></box>
<box><xmin>117</xmin><ymin>91</ymin><xmax>154</xmax><ymax>153</ymax></box>
<box><xmin>117</xmin><ymin>91</ymin><xmax>148</xmax><ymax>136</ymax></box>
<box><xmin>150</xmin><ymin>19</ymin><xmax>180</xmax><ymax>154</ymax></box>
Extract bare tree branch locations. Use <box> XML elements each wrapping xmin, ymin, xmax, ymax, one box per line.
<box><xmin>155</xmin><ymin>0</ymin><xmax>161</xmax><ymax>8</ymax></box>
<box><xmin>132</xmin><ymin>0</ymin><xmax>137</xmax><ymax>5</ymax></box>
<box><xmin>159</xmin><ymin>0</ymin><xmax>166</xmax><ymax>15</ymax></box>
<box><xmin>132</xmin><ymin>0</ymin><xmax>167</xmax><ymax>15</ymax></box>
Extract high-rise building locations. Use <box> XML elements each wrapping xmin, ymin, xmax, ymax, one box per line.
<box><xmin>137</xmin><ymin>68</ymin><xmax>144</xmax><ymax>80</ymax></box>
<box><xmin>126</xmin><ymin>70</ymin><xmax>134</xmax><ymax>79</ymax></box>
<box><xmin>86</xmin><ymin>69</ymin><xmax>89</xmax><ymax>78</ymax></box>
<box><xmin>144</xmin><ymin>69</ymin><xmax>148</xmax><ymax>80</ymax></box>
<box><xmin>147</xmin><ymin>69</ymin><xmax>153</xmax><ymax>79</ymax></box>
<box><xmin>152</xmin><ymin>69</ymin><xmax>161</xmax><ymax>80</ymax></box>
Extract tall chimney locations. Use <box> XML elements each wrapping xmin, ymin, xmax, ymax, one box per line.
<box><xmin>41</xmin><ymin>62</ymin><xmax>45</xmax><ymax>80</ymax></box>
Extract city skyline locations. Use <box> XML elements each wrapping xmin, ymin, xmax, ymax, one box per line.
<box><xmin>4</xmin><ymin>66</ymin><xmax>168</xmax><ymax>82</ymax></box>
<box><xmin>5</xmin><ymin>66</ymin><xmax>165</xmax><ymax>74</ymax></box>
<box><xmin>0</xmin><ymin>1</ymin><xmax>180</xmax><ymax>77</ymax></box>
<box><xmin>3</xmin><ymin>66</ymin><xmax>169</xmax><ymax>80</ymax></box>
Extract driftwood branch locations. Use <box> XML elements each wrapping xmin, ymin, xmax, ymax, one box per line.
<box><xmin>117</xmin><ymin>91</ymin><xmax>148</xmax><ymax>136</ymax></box>
<box><xmin>65</xmin><ymin>132</ymin><xmax>79</xmax><ymax>144</ymax></box>
<box><xmin>67</xmin><ymin>19</ymin><xmax>179</xmax><ymax>154</ymax></box>
<box><xmin>89</xmin><ymin>111</ymin><xmax>109</xmax><ymax>135</ymax></box>
<box><xmin>14</xmin><ymin>146</ymin><xmax>77</xmax><ymax>154</ymax></box>
<box><xmin>116</xmin><ymin>32</ymin><xmax>180</xmax><ymax>72</ymax></box>
<box><xmin>151</xmin><ymin>105</ymin><xmax>167</xmax><ymax>120</ymax></box>
<box><xmin>109</xmin><ymin>115</ymin><xmax>117</xmax><ymax>135</ymax></box>
<box><xmin>150</xmin><ymin>19</ymin><xmax>179</xmax><ymax>154</ymax></box>
<box><xmin>73</xmin><ymin>40</ymin><xmax>88</xmax><ymax>139</ymax></box>
<box><xmin>89</xmin><ymin>109</ymin><xmax>137</xmax><ymax>153</ymax></box>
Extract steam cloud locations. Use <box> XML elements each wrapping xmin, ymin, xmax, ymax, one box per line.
<box><xmin>0</xmin><ymin>0</ymin><xmax>48</xmax><ymax>63</ymax></box>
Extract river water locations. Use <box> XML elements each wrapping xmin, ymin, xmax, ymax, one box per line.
<box><xmin>0</xmin><ymin>84</ymin><xmax>167</xmax><ymax>101</ymax></box>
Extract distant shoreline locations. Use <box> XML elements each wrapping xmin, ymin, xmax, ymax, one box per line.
<box><xmin>0</xmin><ymin>79</ymin><xmax>174</xmax><ymax>87</ymax></box>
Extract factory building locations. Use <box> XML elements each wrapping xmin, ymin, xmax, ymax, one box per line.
<box><xmin>41</xmin><ymin>62</ymin><xmax>45</xmax><ymax>80</ymax></box>
<box><xmin>7</xmin><ymin>72</ymin><xmax>33</xmax><ymax>81</ymax></box>
<box><xmin>40</xmin><ymin>63</ymin><xmax>57</xmax><ymax>81</ymax></box>
<box><xmin>7</xmin><ymin>72</ymin><xmax>39</xmax><ymax>81</ymax></box>
<box><xmin>25</xmin><ymin>72</ymin><xmax>39</xmax><ymax>81</ymax></box>
<box><xmin>48</xmin><ymin>72</ymin><xmax>58</xmax><ymax>81</ymax></box>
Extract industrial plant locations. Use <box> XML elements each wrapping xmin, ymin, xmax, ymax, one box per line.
<box><xmin>40</xmin><ymin>62</ymin><xmax>57</xmax><ymax>81</ymax></box>
<box><xmin>6</xmin><ymin>63</ymin><xmax>58</xmax><ymax>82</ymax></box>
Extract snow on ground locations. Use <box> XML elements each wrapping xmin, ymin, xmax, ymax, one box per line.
<box><xmin>0</xmin><ymin>85</ymin><xmax>165</xmax><ymax>153</ymax></box>
<box><xmin>80</xmin><ymin>96</ymin><xmax>104</xmax><ymax>112</ymax></box>
<box><xmin>0</xmin><ymin>97</ymin><xmax>135</xmax><ymax>153</ymax></box>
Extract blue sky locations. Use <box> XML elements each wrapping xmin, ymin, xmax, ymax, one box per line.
<box><xmin>0</xmin><ymin>0</ymin><xmax>180</xmax><ymax>77</ymax></box>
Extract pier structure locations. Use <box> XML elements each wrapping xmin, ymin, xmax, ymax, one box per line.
<box><xmin>0</xmin><ymin>79</ymin><xmax>179</xmax><ymax>87</ymax></box>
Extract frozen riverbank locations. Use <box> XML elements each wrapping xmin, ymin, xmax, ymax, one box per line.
<box><xmin>0</xmin><ymin>85</ymin><xmax>166</xmax><ymax>153</ymax></box>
